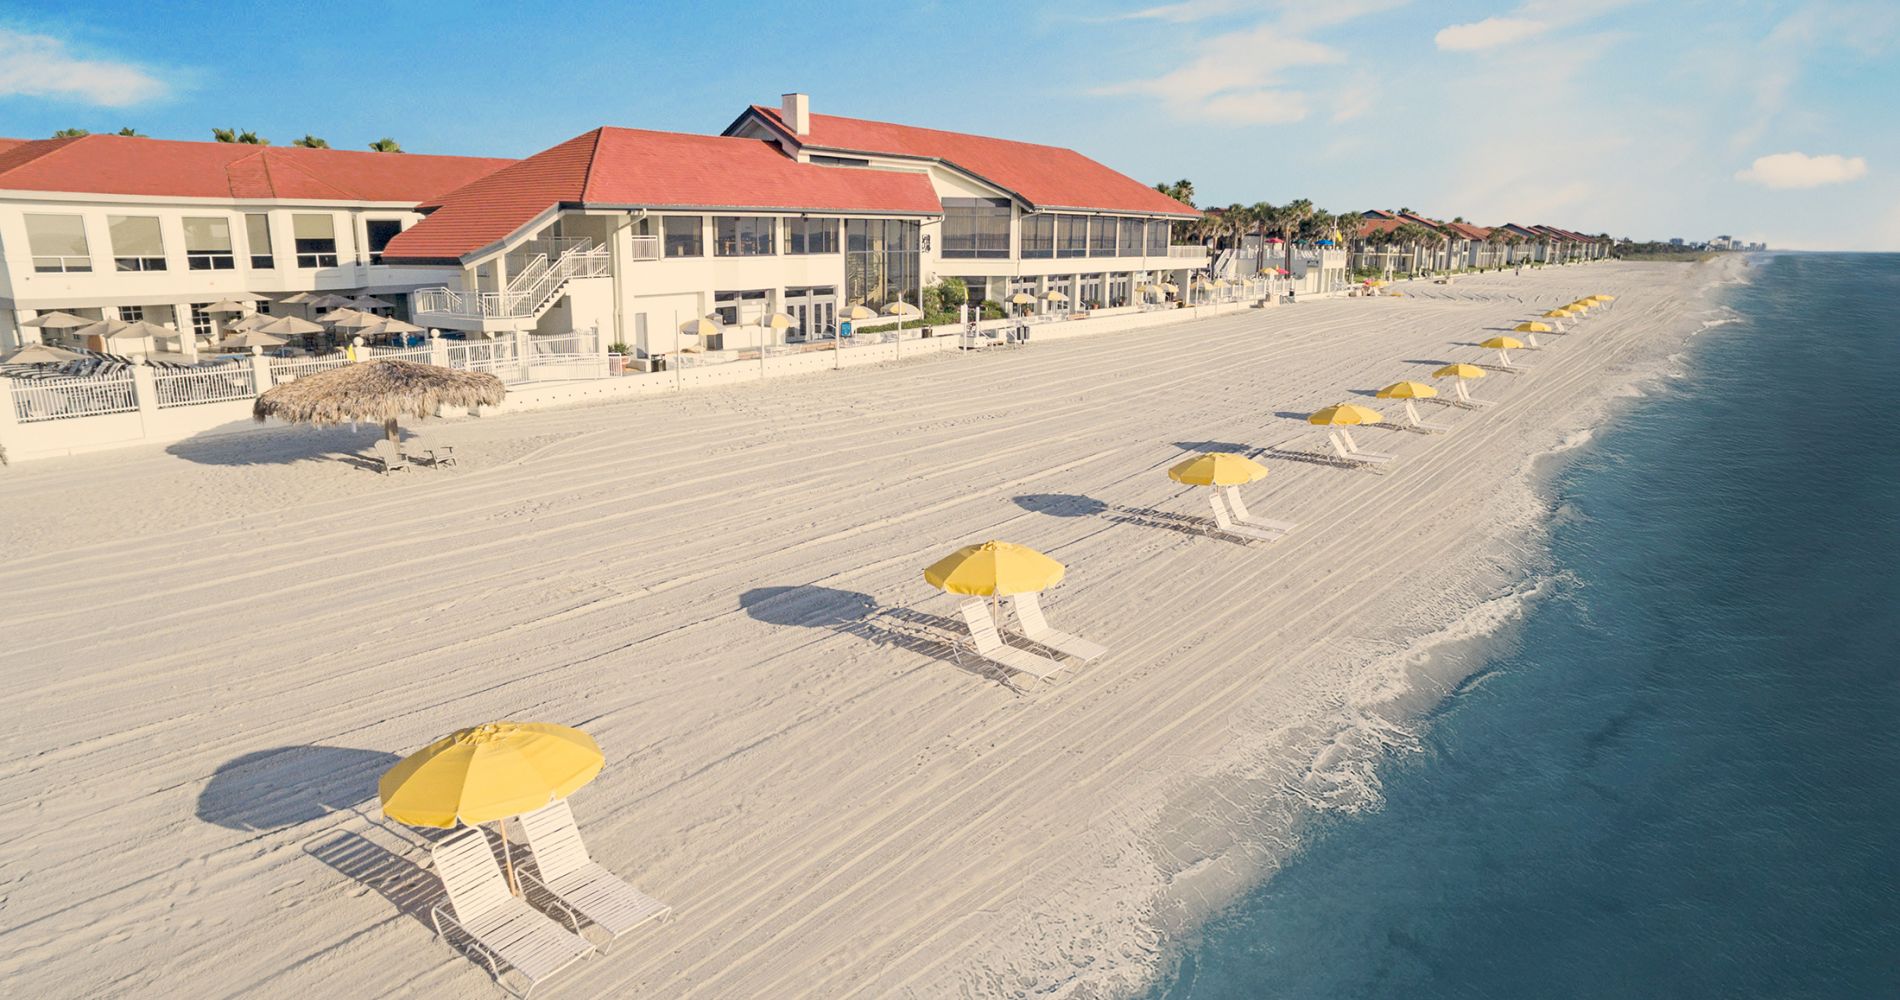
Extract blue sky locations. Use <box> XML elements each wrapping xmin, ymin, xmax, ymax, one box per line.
<box><xmin>3</xmin><ymin>0</ymin><xmax>1895</xmax><ymax>249</ymax></box>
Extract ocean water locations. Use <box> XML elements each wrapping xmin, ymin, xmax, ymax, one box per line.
<box><xmin>1142</xmin><ymin>254</ymin><xmax>1900</xmax><ymax>999</ymax></box>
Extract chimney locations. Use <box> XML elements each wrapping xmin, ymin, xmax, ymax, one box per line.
<box><xmin>781</xmin><ymin>93</ymin><xmax>810</xmax><ymax>136</ymax></box>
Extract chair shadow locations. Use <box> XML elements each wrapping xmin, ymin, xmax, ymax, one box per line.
<box><xmin>303</xmin><ymin>826</ymin><xmax>452</xmax><ymax>933</ymax></box>
<box><xmin>167</xmin><ymin>423</ymin><xmax>401</xmax><ymax>469</ymax></box>
<box><xmin>1012</xmin><ymin>493</ymin><xmax>1109</xmax><ymax>518</ymax></box>
<box><xmin>1270</xmin><ymin>410</ymin><xmax>1315</xmax><ymax>423</ymax></box>
<box><xmin>197</xmin><ymin>745</ymin><xmax>401</xmax><ymax>831</ymax></box>
<box><xmin>1400</xmin><ymin>359</ymin><xmax>1451</xmax><ymax>367</ymax></box>
<box><xmin>1261</xmin><ymin>444</ymin><xmax>1366</xmax><ymax>471</ymax></box>
<box><xmin>1106</xmin><ymin>503</ymin><xmax>1217</xmax><ymax>539</ymax></box>
<box><xmin>740</xmin><ymin>585</ymin><xmax>1019</xmax><ymax>690</ymax></box>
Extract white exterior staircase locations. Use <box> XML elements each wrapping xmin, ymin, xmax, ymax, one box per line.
<box><xmin>413</xmin><ymin>239</ymin><xmax>611</xmax><ymax>323</ymax></box>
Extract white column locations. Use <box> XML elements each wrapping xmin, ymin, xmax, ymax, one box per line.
<box><xmin>173</xmin><ymin>304</ymin><xmax>199</xmax><ymax>361</ymax></box>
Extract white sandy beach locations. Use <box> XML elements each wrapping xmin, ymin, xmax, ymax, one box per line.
<box><xmin>0</xmin><ymin>260</ymin><xmax>1742</xmax><ymax>999</ymax></box>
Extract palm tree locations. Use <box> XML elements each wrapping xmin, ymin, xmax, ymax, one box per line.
<box><xmin>367</xmin><ymin>138</ymin><xmax>404</xmax><ymax>153</ymax></box>
<box><xmin>115</xmin><ymin>127</ymin><xmax>145</xmax><ymax>137</ymax></box>
<box><xmin>51</xmin><ymin>128</ymin><xmax>89</xmax><ymax>138</ymax></box>
<box><xmin>292</xmin><ymin>134</ymin><xmax>331</xmax><ymax>148</ymax></box>
<box><xmin>1274</xmin><ymin>198</ymin><xmax>1313</xmax><ymax>277</ymax></box>
<box><xmin>213</xmin><ymin>128</ymin><xmax>269</xmax><ymax>144</ymax></box>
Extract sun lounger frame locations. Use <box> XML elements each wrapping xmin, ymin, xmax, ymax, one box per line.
<box><xmin>955</xmin><ymin>600</ymin><xmax>1066</xmax><ymax>684</ymax></box>
<box><xmin>514</xmin><ymin>800</ymin><xmax>672</xmax><ymax>951</ymax></box>
<box><xmin>429</xmin><ymin>829</ymin><xmax>595</xmax><ymax>999</ymax></box>
<box><xmin>1009</xmin><ymin>591</ymin><xmax>1106</xmax><ymax>662</ymax></box>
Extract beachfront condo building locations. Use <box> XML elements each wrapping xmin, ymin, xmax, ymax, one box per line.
<box><xmin>2</xmin><ymin>94</ymin><xmax>1207</xmax><ymax>361</ymax></box>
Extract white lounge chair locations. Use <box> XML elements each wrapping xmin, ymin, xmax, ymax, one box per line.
<box><xmin>1209</xmin><ymin>492</ymin><xmax>1286</xmax><ymax>542</ymax></box>
<box><xmin>956</xmin><ymin>600</ymin><xmax>1065</xmax><ymax>684</ymax></box>
<box><xmin>430</xmin><ymin>829</ymin><xmax>594</xmax><ymax>999</ymax></box>
<box><xmin>1450</xmin><ymin>381</ymin><xmax>1495</xmax><ymax>407</ymax></box>
<box><xmin>1328</xmin><ymin>430</ymin><xmax>1395</xmax><ymax>466</ymax></box>
<box><xmin>1222</xmin><ymin>488</ymin><xmax>1298</xmax><ymax>534</ymax></box>
<box><xmin>1010</xmin><ymin>592</ymin><xmax>1106</xmax><ymax>662</ymax></box>
<box><xmin>1399</xmin><ymin>400</ymin><xmax>1451</xmax><ymax>433</ymax></box>
<box><xmin>515</xmin><ymin>800</ymin><xmax>672</xmax><ymax>949</ymax></box>
<box><xmin>373</xmin><ymin>438</ymin><xmax>411</xmax><ymax>474</ymax></box>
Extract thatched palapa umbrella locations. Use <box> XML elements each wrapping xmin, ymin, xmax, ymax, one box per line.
<box><xmin>253</xmin><ymin>359</ymin><xmax>506</xmax><ymax>443</ymax></box>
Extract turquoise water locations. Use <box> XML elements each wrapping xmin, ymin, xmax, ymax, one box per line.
<box><xmin>1143</xmin><ymin>254</ymin><xmax>1900</xmax><ymax>999</ymax></box>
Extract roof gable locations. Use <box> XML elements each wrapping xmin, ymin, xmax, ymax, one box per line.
<box><xmin>736</xmin><ymin>105</ymin><xmax>1198</xmax><ymax>218</ymax></box>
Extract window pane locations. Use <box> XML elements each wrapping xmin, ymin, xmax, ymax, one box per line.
<box><xmin>365</xmin><ymin>219</ymin><xmax>402</xmax><ymax>259</ymax></box>
<box><xmin>292</xmin><ymin>214</ymin><xmax>335</xmax><ymax>239</ymax></box>
<box><xmin>183</xmin><ymin>217</ymin><xmax>233</xmax><ymax>252</ymax></box>
<box><xmin>246</xmin><ymin>214</ymin><xmax>274</xmax><ymax>265</ymax></box>
<box><xmin>1089</xmin><ymin>217</ymin><xmax>1117</xmax><ymax>256</ymax></box>
<box><xmin>714</xmin><ymin>216</ymin><xmax>775</xmax><ymax>256</ymax></box>
<box><xmin>662</xmin><ymin>216</ymin><xmax>702</xmax><ymax>257</ymax></box>
<box><xmin>1021</xmin><ymin>214</ymin><xmax>1054</xmax><ymax>258</ymax></box>
<box><xmin>1058</xmin><ymin>216</ymin><xmax>1087</xmax><ymax>257</ymax></box>
<box><xmin>25</xmin><ymin>214</ymin><xmax>89</xmax><ymax>257</ymax></box>
<box><xmin>1119</xmin><ymin>216</ymin><xmax>1142</xmax><ymax>255</ymax></box>
<box><xmin>108</xmin><ymin>215</ymin><xmax>164</xmax><ymax>256</ymax></box>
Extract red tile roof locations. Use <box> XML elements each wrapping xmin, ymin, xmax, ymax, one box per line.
<box><xmin>1444</xmin><ymin>222</ymin><xmax>1491</xmax><ymax>240</ymax></box>
<box><xmin>0</xmin><ymin>134</ymin><xmax>511</xmax><ymax>202</ymax></box>
<box><xmin>738</xmin><ymin>106</ymin><xmax>1199</xmax><ymax>218</ymax></box>
<box><xmin>384</xmin><ymin>127</ymin><xmax>943</xmax><ymax>262</ymax></box>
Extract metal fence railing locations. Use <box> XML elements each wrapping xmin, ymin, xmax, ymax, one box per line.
<box><xmin>269</xmin><ymin>355</ymin><xmax>352</xmax><ymax>385</ymax></box>
<box><xmin>9</xmin><ymin>372</ymin><xmax>139</xmax><ymax>423</ymax></box>
<box><xmin>153</xmin><ymin>364</ymin><xmax>258</xmax><ymax>408</ymax></box>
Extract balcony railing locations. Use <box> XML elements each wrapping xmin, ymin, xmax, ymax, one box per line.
<box><xmin>630</xmin><ymin>235</ymin><xmax>661</xmax><ymax>260</ymax></box>
<box><xmin>413</xmin><ymin>241</ymin><xmax>610</xmax><ymax>320</ymax></box>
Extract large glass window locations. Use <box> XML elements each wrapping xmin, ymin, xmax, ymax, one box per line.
<box><xmin>183</xmin><ymin>217</ymin><xmax>235</xmax><ymax>270</ymax></box>
<box><xmin>1118</xmin><ymin>217</ymin><xmax>1144</xmax><ymax>256</ymax></box>
<box><xmin>108</xmin><ymin>215</ymin><xmax>166</xmax><ymax>271</ymax></box>
<box><xmin>365</xmin><ymin>219</ymin><xmax>403</xmax><ymax>265</ymax></box>
<box><xmin>1057</xmin><ymin>216</ymin><xmax>1088</xmax><ymax>258</ymax></box>
<box><xmin>784</xmin><ymin>217</ymin><xmax>840</xmax><ymax>255</ymax></box>
<box><xmin>1021</xmin><ymin>214</ymin><xmax>1054</xmax><ymax>258</ymax></box>
<box><xmin>24</xmin><ymin>214</ymin><xmax>92</xmax><ymax>272</ymax></box>
<box><xmin>845</xmin><ymin>219</ymin><xmax>921</xmax><ymax>310</ymax></box>
<box><xmin>712</xmin><ymin>289</ymin><xmax>769</xmax><ymax>327</ymax></box>
<box><xmin>245</xmin><ymin>214</ymin><xmax>275</xmax><ymax>268</ymax></box>
<box><xmin>1147</xmin><ymin>219</ymin><xmax>1171</xmax><ymax>255</ymax></box>
<box><xmin>941</xmin><ymin>198</ymin><xmax>1010</xmax><ymax>259</ymax></box>
<box><xmin>714</xmin><ymin>216</ymin><xmax>776</xmax><ymax>256</ymax></box>
<box><xmin>1088</xmin><ymin>217</ymin><xmax>1117</xmax><ymax>257</ymax></box>
<box><xmin>292</xmin><ymin>214</ymin><xmax>338</xmax><ymax>268</ymax></box>
<box><xmin>662</xmin><ymin>216</ymin><xmax>702</xmax><ymax>257</ymax></box>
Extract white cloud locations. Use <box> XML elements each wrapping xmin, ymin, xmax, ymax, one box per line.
<box><xmin>1435</xmin><ymin>16</ymin><xmax>1548</xmax><ymax>51</ymax></box>
<box><xmin>1735</xmin><ymin>152</ymin><xmax>1868</xmax><ymax>189</ymax></box>
<box><xmin>1331</xmin><ymin>77</ymin><xmax>1378</xmax><ymax>122</ymax></box>
<box><xmin>0</xmin><ymin>28</ymin><xmax>168</xmax><ymax>106</ymax></box>
<box><xmin>1109</xmin><ymin>0</ymin><xmax>1246</xmax><ymax>22</ymax></box>
<box><xmin>1091</xmin><ymin>21</ymin><xmax>1345</xmax><ymax>123</ymax></box>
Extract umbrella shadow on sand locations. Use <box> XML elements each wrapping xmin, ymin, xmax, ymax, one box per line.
<box><xmin>166</xmin><ymin>423</ymin><xmax>392</xmax><ymax>470</ymax></box>
<box><xmin>196</xmin><ymin>745</ymin><xmax>401</xmax><ymax>831</ymax></box>
<box><xmin>740</xmin><ymin>585</ymin><xmax>1028</xmax><ymax>693</ymax></box>
<box><xmin>1171</xmin><ymin>440</ymin><xmax>1254</xmax><ymax>455</ymax></box>
<box><xmin>1012</xmin><ymin>493</ymin><xmax>1109</xmax><ymax>518</ymax></box>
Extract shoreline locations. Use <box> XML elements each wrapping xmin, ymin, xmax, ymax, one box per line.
<box><xmin>1114</xmin><ymin>258</ymin><xmax>1754</xmax><ymax>998</ymax></box>
<box><xmin>0</xmin><ymin>259</ymin><xmax>1746</xmax><ymax>999</ymax></box>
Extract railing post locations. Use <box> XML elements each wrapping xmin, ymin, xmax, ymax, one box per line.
<box><xmin>250</xmin><ymin>353</ymin><xmax>274</xmax><ymax>391</ymax></box>
<box><xmin>516</xmin><ymin>329</ymin><xmax>532</xmax><ymax>382</ymax></box>
<box><xmin>430</xmin><ymin>331</ymin><xmax>450</xmax><ymax>367</ymax></box>
<box><xmin>131</xmin><ymin>361</ymin><xmax>159</xmax><ymax>433</ymax></box>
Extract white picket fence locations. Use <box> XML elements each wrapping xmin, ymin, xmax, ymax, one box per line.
<box><xmin>153</xmin><ymin>364</ymin><xmax>258</xmax><ymax>409</ymax></box>
<box><xmin>10</xmin><ymin>372</ymin><xmax>140</xmax><ymax>423</ymax></box>
<box><xmin>269</xmin><ymin>355</ymin><xmax>353</xmax><ymax>386</ymax></box>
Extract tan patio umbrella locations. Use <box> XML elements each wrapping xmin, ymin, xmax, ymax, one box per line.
<box><xmin>226</xmin><ymin>313</ymin><xmax>269</xmax><ymax>332</ymax></box>
<box><xmin>2</xmin><ymin>343</ymin><xmax>84</xmax><ymax>364</ymax></box>
<box><xmin>278</xmin><ymin>292</ymin><xmax>317</xmax><ymax>305</ymax></box>
<box><xmin>883</xmin><ymin>301</ymin><xmax>921</xmax><ymax>317</ymax></box>
<box><xmin>356</xmin><ymin>317</ymin><xmax>424</xmax><ymax>343</ymax></box>
<box><xmin>253</xmin><ymin>358</ymin><xmax>506</xmax><ymax>443</ymax></box>
<box><xmin>219</xmin><ymin>330</ymin><xmax>290</xmax><ymax>352</ymax></box>
<box><xmin>349</xmin><ymin>295</ymin><xmax>395</xmax><ymax>310</ymax></box>
<box><xmin>21</xmin><ymin>311</ymin><xmax>92</xmax><ymax>330</ymax></box>
<box><xmin>105</xmin><ymin>319</ymin><xmax>176</xmax><ymax>342</ymax></box>
<box><xmin>307</xmin><ymin>293</ymin><xmax>357</xmax><ymax>310</ymax></box>
<box><xmin>202</xmin><ymin>299</ymin><xmax>251</xmax><ymax>314</ymax></box>
<box><xmin>256</xmin><ymin>315</ymin><xmax>326</xmax><ymax>337</ymax></box>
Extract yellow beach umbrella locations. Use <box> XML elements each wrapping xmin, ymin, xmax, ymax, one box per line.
<box><xmin>1308</xmin><ymin>403</ymin><xmax>1384</xmax><ymax>426</ymax></box>
<box><xmin>1376</xmin><ymin>380</ymin><xmax>1438</xmax><ymax>399</ymax></box>
<box><xmin>1168</xmin><ymin>452</ymin><xmax>1268</xmax><ymax>486</ymax></box>
<box><xmin>883</xmin><ymin>301</ymin><xmax>921</xmax><ymax>317</ymax></box>
<box><xmin>925</xmin><ymin>540</ymin><xmax>1065</xmax><ymax>596</ymax></box>
<box><xmin>1042</xmin><ymin>290</ymin><xmax>1069</xmax><ymax>303</ymax></box>
<box><xmin>379</xmin><ymin>721</ymin><xmax>605</xmax><ymax>893</ymax></box>
<box><xmin>843</xmin><ymin>304</ymin><xmax>878</xmax><ymax>321</ymax></box>
<box><xmin>1481</xmin><ymin>336</ymin><xmax>1524</xmax><ymax>349</ymax></box>
<box><xmin>1161</xmin><ymin>281</ymin><xmax>1179</xmax><ymax>293</ymax></box>
<box><xmin>1434</xmin><ymin>363</ymin><xmax>1486</xmax><ymax>380</ymax></box>
<box><xmin>1542</xmin><ymin>309</ymin><xmax>1572</xmax><ymax>319</ymax></box>
<box><xmin>1514</xmin><ymin>322</ymin><xmax>1552</xmax><ymax>334</ymax></box>
<box><xmin>1009</xmin><ymin>292</ymin><xmax>1036</xmax><ymax>306</ymax></box>
<box><xmin>1593</xmin><ymin>294</ymin><xmax>1616</xmax><ymax>302</ymax></box>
